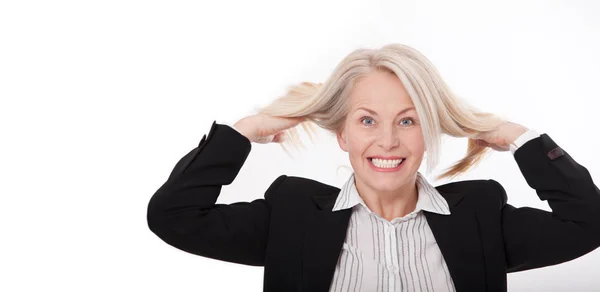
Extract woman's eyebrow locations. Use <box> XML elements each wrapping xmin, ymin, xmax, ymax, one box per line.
<box><xmin>355</xmin><ymin>106</ymin><xmax>415</xmax><ymax>116</ymax></box>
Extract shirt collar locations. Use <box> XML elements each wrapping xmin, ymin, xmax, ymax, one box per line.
<box><xmin>331</xmin><ymin>171</ymin><xmax>451</xmax><ymax>215</ymax></box>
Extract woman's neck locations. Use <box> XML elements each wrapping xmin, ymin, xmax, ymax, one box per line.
<box><xmin>355</xmin><ymin>177</ymin><xmax>419</xmax><ymax>222</ymax></box>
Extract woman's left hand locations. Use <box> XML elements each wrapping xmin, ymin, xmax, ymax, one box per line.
<box><xmin>474</xmin><ymin>121</ymin><xmax>529</xmax><ymax>152</ymax></box>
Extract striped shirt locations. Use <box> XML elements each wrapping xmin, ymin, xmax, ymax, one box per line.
<box><xmin>328</xmin><ymin>171</ymin><xmax>455</xmax><ymax>292</ymax></box>
<box><xmin>327</xmin><ymin>129</ymin><xmax>542</xmax><ymax>291</ymax></box>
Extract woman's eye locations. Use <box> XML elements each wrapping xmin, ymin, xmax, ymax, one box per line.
<box><xmin>400</xmin><ymin>118</ymin><xmax>414</xmax><ymax>126</ymax></box>
<box><xmin>361</xmin><ymin>117</ymin><xmax>374</xmax><ymax>125</ymax></box>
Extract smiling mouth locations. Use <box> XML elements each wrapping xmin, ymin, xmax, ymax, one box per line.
<box><xmin>368</xmin><ymin>157</ymin><xmax>405</xmax><ymax>169</ymax></box>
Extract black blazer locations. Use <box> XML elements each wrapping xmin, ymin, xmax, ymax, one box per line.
<box><xmin>147</xmin><ymin>121</ymin><xmax>600</xmax><ymax>292</ymax></box>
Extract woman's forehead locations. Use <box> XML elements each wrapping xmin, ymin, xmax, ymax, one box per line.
<box><xmin>348</xmin><ymin>97</ymin><xmax>416</xmax><ymax>114</ymax></box>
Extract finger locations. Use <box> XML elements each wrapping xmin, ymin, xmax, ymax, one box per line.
<box><xmin>272</xmin><ymin>132</ymin><xmax>286</xmax><ymax>143</ymax></box>
<box><xmin>255</xmin><ymin>134</ymin><xmax>275</xmax><ymax>144</ymax></box>
<box><xmin>270</xmin><ymin>116</ymin><xmax>305</xmax><ymax>133</ymax></box>
<box><xmin>277</xmin><ymin>116</ymin><xmax>305</xmax><ymax>125</ymax></box>
<box><xmin>477</xmin><ymin>140</ymin><xmax>495</xmax><ymax>149</ymax></box>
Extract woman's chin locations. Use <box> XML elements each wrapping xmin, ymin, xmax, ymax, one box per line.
<box><xmin>362</xmin><ymin>170</ymin><xmax>415</xmax><ymax>192</ymax></box>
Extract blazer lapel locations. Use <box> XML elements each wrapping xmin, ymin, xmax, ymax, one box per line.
<box><xmin>425</xmin><ymin>190</ymin><xmax>486</xmax><ymax>291</ymax></box>
<box><xmin>302</xmin><ymin>190</ymin><xmax>351</xmax><ymax>292</ymax></box>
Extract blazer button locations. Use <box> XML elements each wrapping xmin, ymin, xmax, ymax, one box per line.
<box><xmin>547</xmin><ymin>147</ymin><xmax>564</xmax><ymax>160</ymax></box>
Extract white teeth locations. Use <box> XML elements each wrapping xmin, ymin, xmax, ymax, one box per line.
<box><xmin>370</xmin><ymin>158</ymin><xmax>404</xmax><ymax>168</ymax></box>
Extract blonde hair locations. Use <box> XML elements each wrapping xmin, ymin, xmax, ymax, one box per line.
<box><xmin>257</xmin><ymin>44</ymin><xmax>506</xmax><ymax>181</ymax></box>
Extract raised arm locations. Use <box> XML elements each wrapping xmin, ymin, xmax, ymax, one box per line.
<box><xmin>497</xmin><ymin>133</ymin><xmax>600</xmax><ymax>273</ymax></box>
<box><xmin>146</xmin><ymin>120</ymin><xmax>286</xmax><ymax>266</ymax></box>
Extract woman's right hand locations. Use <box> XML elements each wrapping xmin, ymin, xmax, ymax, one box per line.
<box><xmin>233</xmin><ymin>114</ymin><xmax>306</xmax><ymax>144</ymax></box>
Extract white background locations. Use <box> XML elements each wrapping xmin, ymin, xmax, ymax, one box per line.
<box><xmin>2</xmin><ymin>0</ymin><xmax>600</xmax><ymax>291</ymax></box>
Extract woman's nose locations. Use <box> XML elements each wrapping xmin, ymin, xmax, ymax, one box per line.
<box><xmin>378</xmin><ymin>126</ymin><xmax>399</xmax><ymax>149</ymax></box>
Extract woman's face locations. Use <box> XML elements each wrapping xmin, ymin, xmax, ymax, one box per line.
<box><xmin>336</xmin><ymin>70</ymin><xmax>425</xmax><ymax>195</ymax></box>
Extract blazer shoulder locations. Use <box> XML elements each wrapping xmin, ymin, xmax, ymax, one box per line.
<box><xmin>264</xmin><ymin>175</ymin><xmax>340</xmax><ymax>202</ymax></box>
<box><xmin>435</xmin><ymin>178</ymin><xmax>505</xmax><ymax>209</ymax></box>
<box><xmin>279</xmin><ymin>175</ymin><xmax>340</xmax><ymax>193</ymax></box>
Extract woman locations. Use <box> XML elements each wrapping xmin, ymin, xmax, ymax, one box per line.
<box><xmin>146</xmin><ymin>44</ymin><xmax>600</xmax><ymax>291</ymax></box>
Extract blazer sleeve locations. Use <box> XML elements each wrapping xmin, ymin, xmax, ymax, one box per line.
<box><xmin>494</xmin><ymin>133</ymin><xmax>600</xmax><ymax>273</ymax></box>
<box><xmin>146</xmin><ymin>120</ymin><xmax>287</xmax><ymax>266</ymax></box>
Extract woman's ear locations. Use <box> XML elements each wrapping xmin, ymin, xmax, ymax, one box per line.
<box><xmin>336</xmin><ymin>129</ymin><xmax>348</xmax><ymax>152</ymax></box>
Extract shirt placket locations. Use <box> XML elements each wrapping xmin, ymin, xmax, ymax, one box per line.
<box><xmin>384</xmin><ymin>221</ymin><xmax>400</xmax><ymax>291</ymax></box>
